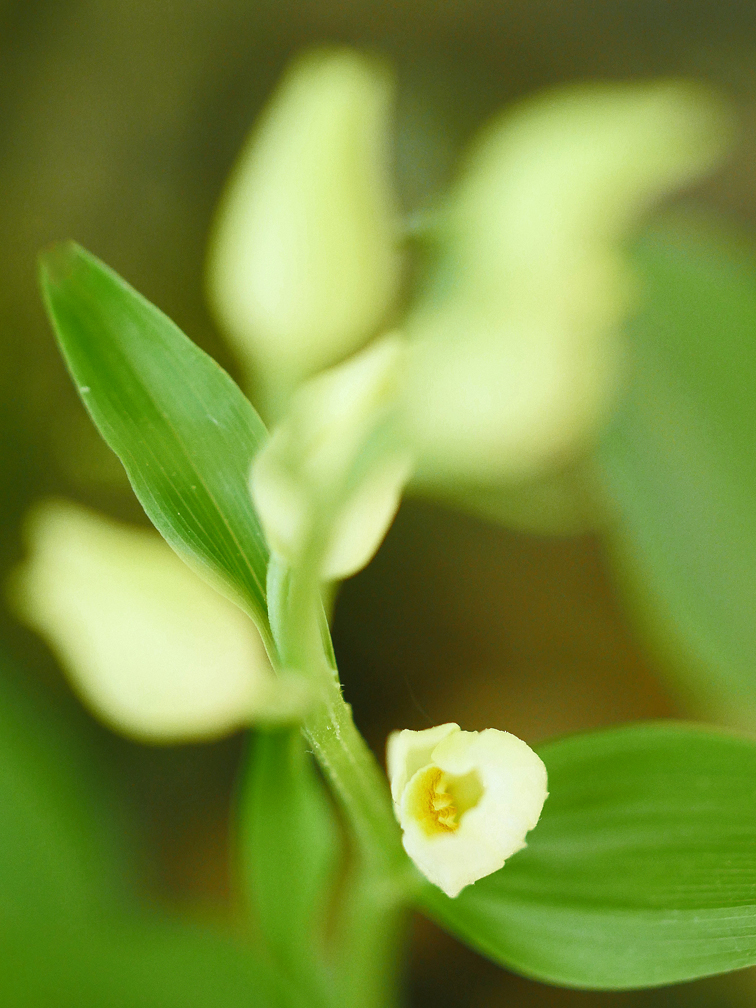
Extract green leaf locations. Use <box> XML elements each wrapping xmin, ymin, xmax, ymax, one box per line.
<box><xmin>100</xmin><ymin>922</ymin><xmax>284</xmax><ymax>1008</ymax></box>
<box><xmin>0</xmin><ymin>920</ymin><xmax>284</xmax><ymax>1008</ymax></box>
<box><xmin>0</xmin><ymin>653</ymin><xmax>282</xmax><ymax>1005</ymax></box>
<box><xmin>39</xmin><ymin>242</ymin><xmax>270</xmax><ymax>639</ymax></box>
<box><xmin>598</xmin><ymin>215</ymin><xmax>756</xmax><ymax>726</ymax></box>
<box><xmin>419</xmin><ymin>722</ymin><xmax>756</xmax><ymax>989</ymax></box>
<box><xmin>0</xmin><ymin>653</ymin><xmax>125</xmax><ymax>930</ymax></box>
<box><xmin>239</xmin><ymin>727</ymin><xmax>340</xmax><ymax>1004</ymax></box>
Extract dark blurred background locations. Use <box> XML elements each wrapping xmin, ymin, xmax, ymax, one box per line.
<box><xmin>2</xmin><ymin>1</ymin><xmax>756</xmax><ymax>1005</ymax></box>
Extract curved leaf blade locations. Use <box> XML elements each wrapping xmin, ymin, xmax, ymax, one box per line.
<box><xmin>598</xmin><ymin>216</ymin><xmax>756</xmax><ymax>725</ymax></box>
<box><xmin>40</xmin><ymin>242</ymin><xmax>270</xmax><ymax>637</ymax></box>
<box><xmin>419</xmin><ymin>722</ymin><xmax>756</xmax><ymax>989</ymax></box>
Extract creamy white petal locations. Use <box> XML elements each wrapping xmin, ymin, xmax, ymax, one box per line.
<box><xmin>386</xmin><ymin>723</ymin><xmax>459</xmax><ymax>803</ymax></box>
<box><xmin>207</xmin><ymin>48</ymin><xmax>400</xmax><ymax>414</ymax></box>
<box><xmin>10</xmin><ymin>500</ymin><xmax>282</xmax><ymax>743</ymax></box>
<box><xmin>251</xmin><ymin>334</ymin><xmax>412</xmax><ymax>580</ymax></box>
<box><xmin>402</xmin><ymin>81</ymin><xmax>732</xmax><ymax>487</ymax></box>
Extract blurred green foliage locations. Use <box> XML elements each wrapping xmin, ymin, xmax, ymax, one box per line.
<box><xmin>0</xmin><ymin>650</ymin><xmax>282</xmax><ymax>1006</ymax></box>
<box><xmin>240</xmin><ymin>728</ymin><xmax>340</xmax><ymax>998</ymax></box>
<box><xmin>4</xmin><ymin>3</ymin><xmax>756</xmax><ymax>1007</ymax></box>
<box><xmin>601</xmin><ymin>214</ymin><xmax>756</xmax><ymax>730</ymax></box>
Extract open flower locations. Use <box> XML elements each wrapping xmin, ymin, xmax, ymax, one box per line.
<box><xmin>387</xmin><ymin>723</ymin><xmax>548</xmax><ymax>897</ymax></box>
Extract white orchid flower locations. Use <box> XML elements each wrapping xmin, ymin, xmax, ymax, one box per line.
<box><xmin>209</xmin><ymin>56</ymin><xmax>732</xmax><ymax>547</ymax></box>
<box><xmin>402</xmin><ymin>81</ymin><xmax>732</xmax><ymax>488</ymax></box>
<box><xmin>10</xmin><ymin>500</ymin><xmax>308</xmax><ymax>743</ymax></box>
<box><xmin>387</xmin><ymin>723</ymin><xmax>548</xmax><ymax>897</ymax></box>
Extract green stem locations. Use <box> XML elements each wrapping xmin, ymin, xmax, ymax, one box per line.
<box><xmin>267</xmin><ymin>555</ymin><xmax>416</xmax><ymax>1007</ymax></box>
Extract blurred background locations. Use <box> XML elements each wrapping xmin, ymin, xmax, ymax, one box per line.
<box><xmin>2</xmin><ymin>1</ymin><xmax>756</xmax><ymax>1005</ymax></box>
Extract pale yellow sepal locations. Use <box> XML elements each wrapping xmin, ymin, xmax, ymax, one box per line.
<box><xmin>9</xmin><ymin>500</ymin><xmax>304</xmax><ymax>743</ymax></box>
<box><xmin>402</xmin><ymin>81</ymin><xmax>733</xmax><ymax>487</ymax></box>
<box><xmin>250</xmin><ymin>334</ymin><xmax>412</xmax><ymax>581</ymax></box>
<box><xmin>207</xmin><ymin>48</ymin><xmax>401</xmax><ymax>415</ymax></box>
<box><xmin>387</xmin><ymin>723</ymin><xmax>548</xmax><ymax>898</ymax></box>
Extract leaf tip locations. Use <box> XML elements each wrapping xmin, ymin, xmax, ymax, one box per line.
<box><xmin>38</xmin><ymin>240</ymin><xmax>86</xmax><ymax>291</ymax></box>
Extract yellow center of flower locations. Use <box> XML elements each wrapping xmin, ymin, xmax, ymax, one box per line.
<box><xmin>408</xmin><ymin>765</ymin><xmax>484</xmax><ymax>836</ymax></box>
<box><xmin>427</xmin><ymin>767</ymin><xmax>457</xmax><ymax>831</ymax></box>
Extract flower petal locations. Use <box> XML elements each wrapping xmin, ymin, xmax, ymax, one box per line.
<box><xmin>10</xmin><ymin>500</ymin><xmax>283</xmax><ymax>743</ymax></box>
<box><xmin>386</xmin><ymin>723</ymin><xmax>460</xmax><ymax>802</ymax></box>
<box><xmin>250</xmin><ymin>334</ymin><xmax>412</xmax><ymax>580</ymax></box>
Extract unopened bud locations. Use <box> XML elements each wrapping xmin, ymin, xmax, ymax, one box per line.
<box><xmin>9</xmin><ymin>501</ymin><xmax>305</xmax><ymax>743</ymax></box>
<box><xmin>250</xmin><ymin>334</ymin><xmax>411</xmax><ymax>580</ymax></box>
<box><xmin>208</xmin><ymin>48</ymin><xmax>401</xmax><ymax>415</ymax></box>
<box><xmin>402</xmin><ymin>81</ymin><xmax>733</xmax><ymax>487</ymax></box>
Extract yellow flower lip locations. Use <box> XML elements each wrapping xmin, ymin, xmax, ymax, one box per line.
<box><xmin>407</xmin><ymin>765</ymin><xmax>484</xmax><ymax>836</ymax></box>
<box><xmin>387</xmin><ymin>723</ymin><xmax>548</xmax><ymax>897</ymax></box>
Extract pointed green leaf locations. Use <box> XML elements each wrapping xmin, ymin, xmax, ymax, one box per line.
<box><xmin>419</xmin><ymin>722</ymin><xmax>756</xmax><ymax>989</ymax></box>
<box><xmin>40</xmin><ymin>242</ymin><xmax>270</xmax><ymax>638</ymax></box>
<box><xmin>599</xmin><ymin>215</ymin><xmax>756</xmax><ymax>726</ymax></box>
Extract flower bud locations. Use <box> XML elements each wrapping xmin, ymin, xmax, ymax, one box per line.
<box><xmin>387</xmin><ymin>723</ymin><xmax>548</xmax><ymax>897</ymax></box>
<box><xmin>9</xmin><ymin>500</ymin><xmax>305</xmax><ymax>743</ymax></box>
<box><xmin>402</xmin><ymin>81</ymin><xmax>733</xmax><ymax>487</ymax></box>
<box><xmin>207</xmin><ymin>48</ymin><xmax>401</xmax><ymax>415</ymax></box>
<box><xmin>250</xmin><ymin>334</ymin><xmax>412</xmax><ymax>580</ymax></box>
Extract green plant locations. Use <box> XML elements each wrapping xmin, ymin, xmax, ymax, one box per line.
<box><xmin>8</xmin><ymin>46</ymin><xmax>756</xmax><ymax>1008</ymax></box>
